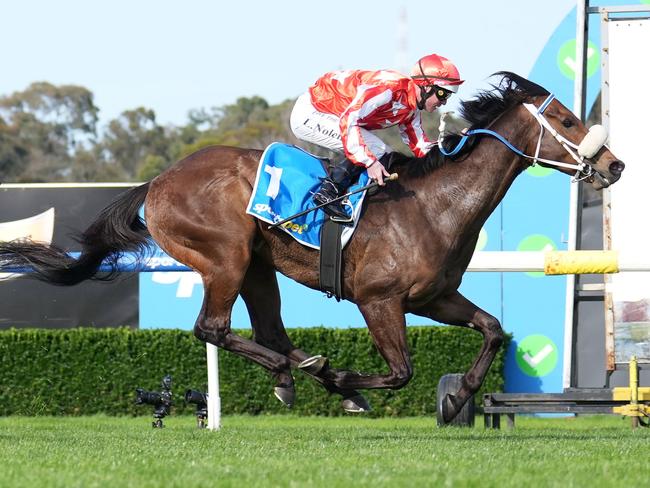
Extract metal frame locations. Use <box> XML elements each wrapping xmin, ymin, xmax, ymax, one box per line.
<box><xmin>484</xmin><ymin>358</ymin><xmax>650</xmax><ymax>428</ymax></box>
<box><xmin>570</xmin><ymin>2</ymin><xmax>650</xmax><ymax>383</ymax></box>
<box><xmin>599</xmin><ymin>6</ymin><xmax>616</xmax><ymax>371</ymax></box>
<box><xmin>483</xmin><ymin>388</ymin><xmax>642</xmax><ymax>428</ymax></box>
<box><xmin>599</xmin><ymin>5</ymin><xmax>650</xmax><ymax>370</ymax></box>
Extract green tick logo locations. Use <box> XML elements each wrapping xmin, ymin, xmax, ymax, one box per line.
<box><xmin>515</xmin><ymin>335</ymin><xmax>558</xmax><ymax>377</ymax></box>
<box><xmin>557</xmin><ymin>39</ymin><xmax>599</xmax><ymax>80</ymax></box>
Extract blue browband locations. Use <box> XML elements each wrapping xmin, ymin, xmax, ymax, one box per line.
<box><xmin>438</xmin><ymin>94</ymin><xmax>556</xmax><ymax>157</ymax></box>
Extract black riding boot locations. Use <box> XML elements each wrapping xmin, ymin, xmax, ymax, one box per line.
<box><xmin>313</xmin><ymin>159</ymin><xmax>363</xmax><ymax>223</ymax></box>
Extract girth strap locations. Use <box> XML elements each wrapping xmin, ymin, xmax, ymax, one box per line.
<box><xmin>319</xmin><ymin>219</ymin><xmax>344</xmax><ymax>301</ymax></box>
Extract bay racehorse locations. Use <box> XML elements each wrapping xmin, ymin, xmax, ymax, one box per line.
<box><xmin>0</xmin><ymin>72</ymin><xmax>624</xmax><ymax>422</ymax></box>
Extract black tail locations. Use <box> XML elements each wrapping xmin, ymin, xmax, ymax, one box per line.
<box><xmin>0</xmin><ymin>183</ymin><xmax>152</xmax><ymax>285</ymax></box>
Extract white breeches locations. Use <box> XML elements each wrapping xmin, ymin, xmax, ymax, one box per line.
<box><xmin>290</xmin><ymin>92</ymin><xmax>391</xmax><ymax>164</ymax></box>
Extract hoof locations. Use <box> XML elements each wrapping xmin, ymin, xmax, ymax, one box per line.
<box><xmin>442</xmin><ymin>394</ymin><xmax>457</xmax><ymax>423</ymax></box>
<box><xmin>297</xmin><ymin>355</ymin><xmax>329</xmax><ymax>375</ymax></box>
<box><xmin>341</xmin><ymin>394</ymin><xmax>371</xmax><ymax>413</ymax></box>
<box><xmin>273</xmin><ymin>386</ymin><xmax>295</xmax><ymax>408</ymax></box>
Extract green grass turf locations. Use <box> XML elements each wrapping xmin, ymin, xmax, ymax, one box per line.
<box><xmin>0</xmin><ymin>415</ymin><xmax>647</xmax><ymax>487</ymax></box>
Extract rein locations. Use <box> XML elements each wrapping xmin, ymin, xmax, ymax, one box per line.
<box><xmin>438</xmin><ymin>94</ymin><xmax>604</xmax><ymax>183</ymax></box>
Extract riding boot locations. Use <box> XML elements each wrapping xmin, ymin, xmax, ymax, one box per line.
<box><xmin>313</xmin><ymin>159</ymin><xmax>363</xmax><ymax>223</ymax></box>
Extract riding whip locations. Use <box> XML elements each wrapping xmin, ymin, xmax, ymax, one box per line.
<box><xmin>267</xmin><ymin>173</ymin><xmax>398</xmax><ymax>229</ymax></box>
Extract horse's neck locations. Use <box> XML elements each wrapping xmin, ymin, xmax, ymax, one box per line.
<box><xmin>418</xmin><ymin>114</ymin><xmax>530</xmax><ymax>243</ymax></box>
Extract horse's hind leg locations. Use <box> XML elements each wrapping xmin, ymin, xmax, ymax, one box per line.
<box><xmin>185</xmin><ymin>240</ymin><xmax>294</xmax><ymax>395</ymax></box>
<box><xmin>195</xmin><ymin>276</ymin><xmax>294</xmax><ymax>394</ymax></box>
<box><xmin>239</xmin><ymin>252</ymin><xmax>369</xmax><ymax>411</ymax></box>
<box><xmin>413</xmin><ymin>290</ymin><xmax>504</xmax><ymax>423</ymax></box>
<box><xmin>146</xmin><ymin>166</ymin><xmax>295</xmax><ymax>406</ymax></box>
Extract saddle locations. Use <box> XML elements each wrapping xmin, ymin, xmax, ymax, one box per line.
<box><xmin>246</xmin><ymin>143</ymin><xmax>374</xmax><ymax>300</ymax></box>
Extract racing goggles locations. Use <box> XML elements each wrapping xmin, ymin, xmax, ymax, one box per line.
<box><xmin>430</xmin><ymin>85</ymin><xmax>453</xmax><ymax>101</ymax></box>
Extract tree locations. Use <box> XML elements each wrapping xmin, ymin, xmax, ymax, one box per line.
<box><xmin>97</xmin><ymin>107</ymin><xmax>172</xmax><ymax>180</ymax></box>
<box><xmin>214</xmin><ymin>96</ymin><xmax>270</xmax><ymax>132</ymax></box>
<box><xmin>0</xmin><ymin>117</ymin><xmax>29</xmax><ymax>180</ymax></box>
<box><xmin>0</xmin><ymin>82</ymin><xmax>98</xmax><ymax>152</ymax></box>
<box><xmin>137</xmin><ymin>154</ymin><xmax>168</xmax><ymax>181</ymax></box>
<box><xmin>0</xmin><ymin>82</ymin><xmax>99</xmax><ymax>181</ymax></box>
<box><xmin>179</xmin><ymin>97</ymin><xmax>331</xmax><ymax>158</ymax></box>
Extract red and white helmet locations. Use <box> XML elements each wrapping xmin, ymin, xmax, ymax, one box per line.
<box><xmin>410</xmin><ymin>53</ymin><xmax>464</xmax><ymax>93</ymax></box>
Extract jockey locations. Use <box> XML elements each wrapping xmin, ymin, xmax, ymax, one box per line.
<box><xmin>290</xmin><ymin>53</ymin><xmax>464</xmax><ymax>223</ymax></box>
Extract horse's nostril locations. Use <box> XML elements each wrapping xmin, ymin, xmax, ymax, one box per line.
<box><xmin>609</xmin><ymin>161</ymin><xmax>625</xmax><ymax>175</ymax></box>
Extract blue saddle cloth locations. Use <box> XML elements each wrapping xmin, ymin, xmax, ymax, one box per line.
<box><xmin>246</xmin><ymin>142</ymin><xmax>369</xmax><ymax>249</ymax></box>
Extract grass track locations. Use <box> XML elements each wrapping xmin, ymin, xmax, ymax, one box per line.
<box><xmin>0</xmin><ymin>415</ymin><xmax>647</xmax><ymax>487</ymax></box>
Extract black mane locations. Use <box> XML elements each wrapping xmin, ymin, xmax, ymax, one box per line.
<box><xmin>388</xmin><ymin>71</ymin><xmax>550</xmax><ymax>177</ymax></box>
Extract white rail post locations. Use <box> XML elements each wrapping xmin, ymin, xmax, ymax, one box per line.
<box><xmin>206</xmin><ymin>343</ymin><xmax>221</xmax><ymax>430</ymax></box>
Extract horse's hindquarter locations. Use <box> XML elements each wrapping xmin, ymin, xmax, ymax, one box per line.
<box><xmin>145</xmin><ymin>146</ymin><xmax>261</xmax><ymax>273</ymax></box>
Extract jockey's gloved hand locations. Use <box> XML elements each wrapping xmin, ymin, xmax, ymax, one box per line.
<box><xmin>367</xmin><ymin>160</ymin><xmax>390</xmax><ymax>186</ymax></box>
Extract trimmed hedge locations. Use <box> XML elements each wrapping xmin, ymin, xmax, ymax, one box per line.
<box><xmin>0</xmin><ymin>327</ymin><xmax>509</xmax><ymax>417</ymax></box>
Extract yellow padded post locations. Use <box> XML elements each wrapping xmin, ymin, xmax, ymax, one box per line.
<box><xmin>544</xmin><ymin>250</ymin><xmax>619</xmax><ymax>275</ymax></box>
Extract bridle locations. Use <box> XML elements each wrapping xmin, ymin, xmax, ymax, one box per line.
<box><xmin>522</xmin><ymin>94</ymin><xmax>609</xmax><ymax>183</ymax></box>
<box><xmin>438</xmin><ymin>93</ymin><xmax>610</xmax><ymax>185</ymax></box>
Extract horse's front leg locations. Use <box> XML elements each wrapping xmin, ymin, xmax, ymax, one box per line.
<box><xmin>315</xmin><ymin>297</ymin><xmax>413</xmax><ymax>390</ymax></box>
<box><xmin>411</xmin><ymin>290</ymin><xmax>504</xmax><ymax>423</ymax></box>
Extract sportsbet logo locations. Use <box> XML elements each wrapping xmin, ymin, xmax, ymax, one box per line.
<box><xmin>253</xmin><ymin>203</ymin><xmax>309</xmax><ymax>235</ymax></box>
<box><xmin>280</xmin><ymin>220</ymin><xmax>309</xmax><ymax>235</ymax></box>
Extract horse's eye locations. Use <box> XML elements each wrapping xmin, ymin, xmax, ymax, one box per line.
<box><xmin>562</xmin><ymin>118</ymin><xmax>574</xmax><ymax>128</ymax></box>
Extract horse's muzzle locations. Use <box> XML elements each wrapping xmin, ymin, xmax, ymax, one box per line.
<box><xmin>609</xmin><ymin>160</ymin><xmax>625</xmax><ymax>176</ymax></box>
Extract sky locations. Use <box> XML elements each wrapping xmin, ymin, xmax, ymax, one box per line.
<box><xmin>1</xmin><ymin>0</ymin><xmax>576</xmax><ymax>128</ymax></box>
